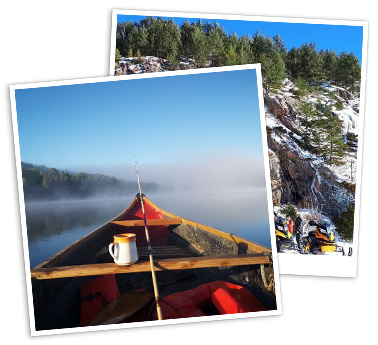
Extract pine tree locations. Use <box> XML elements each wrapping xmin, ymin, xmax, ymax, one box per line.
<box><xmin>322</xmin><ymin>115</ymin><xmax>347</xmax><ymax>163</ymax></box>
<box><xmin>191</xmin><ymin>24</ymin><xmax>208</xmax><ymax>67</ymax></box>
<box><xmin>223</xmin><ymin>33</ymin><xmax>239</xmax><ymax>66</ymax></box>
<box><xmin>295</xmin><ymin>77</ymin><xmax>308</xmax><ymax>97</ymax></box>
<box><xmin>335</xmin><ymin>52</ymin><xmax>361</xmax><ymax>92</ymax></box>
<box><xmin>208</xmin><ymin>22</ymin><xmax>227</xmax><ymax>66</ymax></box>
<box><xmin>137</xmin><ymin>26</ymin><xmax>149</xmax><ymax>55</ymax></box>
<box><xmin>237</xmin><ymin>35</ymin><xmax>254</xmax><ymax>65</ymax></box>
<box><xmin>251</xmin><ymin>32</ymin><xmax>268</xmax><ymax>62</ymax></box>
<box><xmin>334</xmin><ymin>204</ymin><xmax>355</xmax><ymax>241</ymax></box>
<box><xmin>286</xmin><ymin>47</ymin><xmax>301</xmax><ymax>80</ymax></box>
<box><xmin>261</xmin><ymin>49</ymin><xmax>286</xmax><ymax>93</ymax></box>
<box><xmin>115</xmin><ymin>48</ymin><xmax>121</xmax><ymax>64</ymax></box>
<box><xmin>273</xmin><ymin>34</ymin><xmax>287</xmax><ymax>62</ymax></box>
<box><xmin>297</xmin><ymin>43</ymin><xmax>324</xmax><ymax>83</ymax></box>
<box><xmin>298</xmin><ymin>101</ymin><xmax>317</xmax><ymax>148</ymax></box>
<box><xmin>320</xmin><ymin>49</ymin><xmax>338</xmax><ymax>81</ymax></box>
<box><xmin>180</xmin><ymin>20</ymin><xmax>193</xmax><ymax>58</ymax></box>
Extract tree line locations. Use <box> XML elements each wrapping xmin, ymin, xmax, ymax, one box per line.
<box><xmin>116</xmin><ymin>17</ymin><xmax>361</xmax><ymax>93</ymax></box>
<box><xmin>21</xmin><ymin>162</ymin><xmax>159</xmax><ymax>200</ymax></box>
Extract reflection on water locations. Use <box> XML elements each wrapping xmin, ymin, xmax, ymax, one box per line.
<box><xmin>25</xmin><ymin>189</ymin><xmax>271</xmax><ymax>268</ymax></box>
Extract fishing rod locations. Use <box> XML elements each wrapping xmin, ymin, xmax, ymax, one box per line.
<box><xmin>134</xmin><ymin>157</ymin><xmax>163</xmax><ymax>321</ymax></box>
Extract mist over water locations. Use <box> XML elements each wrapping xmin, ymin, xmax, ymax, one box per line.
<box><xmin>25</xmin><ymin>188</ymin><xmax>271</xmax><ymax>268</ymax></box>
<box><xmin>80</xmin><ymin>151</ymin><xmax>267</xmax><ymax>193</ymax></box>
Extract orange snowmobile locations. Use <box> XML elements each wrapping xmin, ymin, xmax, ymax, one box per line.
<box><xmin>302</xmin><ymin>221</ymin><xmax>351</xmax><ymax>255</ymax></box>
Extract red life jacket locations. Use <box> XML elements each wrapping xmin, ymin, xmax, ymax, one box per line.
<box><xmin>151</xmin><ymin>281</ymin><xmax>267</xmax><ymax>320</ymax></box>
<box><xmin>80</xmin><ymin>274</ymin><xmax>120</xmax><ymax>326</ymax></box>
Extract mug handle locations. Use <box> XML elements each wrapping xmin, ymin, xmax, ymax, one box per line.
<box><xmin>109</xmin><ymin>242</ymin><xmax>116</xmax><ymax>261</ymax></box>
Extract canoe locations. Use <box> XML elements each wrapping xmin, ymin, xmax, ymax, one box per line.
<box><xmin>30</xmin><ymin>194</ymin><xmax>277</xmax><ymax>331</ymax></box>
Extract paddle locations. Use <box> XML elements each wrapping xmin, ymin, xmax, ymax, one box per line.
<box><xmin>134</xmin><ymin>158</ymin><xmax>164</xmax><ymax>321</ymax></box>
<box><xmin>88</xmin><ymin>291</ymin><xmax>154</xmax><ymax>326</ymax></box>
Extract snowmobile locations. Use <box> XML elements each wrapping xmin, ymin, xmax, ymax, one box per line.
<box><xmin>302</xmin><ymin>221</ymin><xmax>352</xmax><ymax>255</ymax></box>
<box><xmin>275</xmin><ymin>215</ymin><xmax>298</xmax><ymax>252</ymax></box>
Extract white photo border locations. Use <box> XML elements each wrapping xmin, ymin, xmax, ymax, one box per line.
<box><xmin>10</xmin><ymin>64</ymin><xmax>282</xmax><ymax>337</ymax></box>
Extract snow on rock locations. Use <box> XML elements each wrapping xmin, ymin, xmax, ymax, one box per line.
<box><xmin>115</xmin><ymin>55</ymin><xmax>197</xmax><ymax>76</ymax></box>
<box><xmin>265</xmin><ymin>81</ymin><xmax>359</xmax><ymax>186</ymax></box>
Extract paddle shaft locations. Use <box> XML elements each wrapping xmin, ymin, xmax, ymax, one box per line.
<box><xmin>134</xmin><ymin>158</ymin><xmax>163</xmax><ymax>321</ymax></box>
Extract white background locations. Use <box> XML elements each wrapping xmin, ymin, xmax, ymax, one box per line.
<box><xmin>1</xmin><ymin>1</ymin><xmax>376</xmax><ymax>343</ymax></box>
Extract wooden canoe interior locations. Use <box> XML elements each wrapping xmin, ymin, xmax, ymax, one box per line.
<box><xmin>31</xmin><ymin>195</ymin><xmax>271</xmax><ymax>278</ymax></box>
<box><xmin>31</xmin><ymin>195</ymin><xmax>276</xmax><ymax>330</ymax></box>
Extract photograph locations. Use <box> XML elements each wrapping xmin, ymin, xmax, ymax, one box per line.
<box><xmin>110</xmin><ymin>10</ymin><xmax>368</xmax><ymax>276</ymax></box>
<box><xmin>2</xmin><ymin>2</ymin><xmax>376</xmax><ymax>345</ymax></box>
<box><xmin>10</xmin><ymin>65</ymin><xmax>281</xmax><ymax>336</ymax></box>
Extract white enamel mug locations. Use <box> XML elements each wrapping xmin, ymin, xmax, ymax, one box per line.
<box><xmin>109</xmin><ymin>233</ymin><xmax>138</xmax><ymax>265</ymax></box>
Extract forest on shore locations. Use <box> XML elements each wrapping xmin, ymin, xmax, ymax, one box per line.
<box><xmin>21</xmin><ymin>162</ymin><xmax>159</xmax><ymax>201</ymax></box>
<box><xmin>116</xmin><ymin>17</ymin><xmax>361</xmax><ymax>93</ymax></box>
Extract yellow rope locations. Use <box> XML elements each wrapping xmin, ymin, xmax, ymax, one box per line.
<box><xmin>261</xmin><ymin>252</ymin><xmax>275</xmax><ymax>294</ymax></box>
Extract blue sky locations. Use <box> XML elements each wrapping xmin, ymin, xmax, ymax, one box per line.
<box><xmin>15</xmin><ymin>68</ymin><xmax>264</xmax><ymax>182</ymax></box>
<box><xmin>118</xmin><ymin>14</ymin><xmax>364</xmax><ymax>62</ymax></box>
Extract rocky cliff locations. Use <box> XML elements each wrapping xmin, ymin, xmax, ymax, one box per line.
<box><xmin>265</xmin><ymin>80</ymin><xmax>358</xmax><ymax>220</ymax></box>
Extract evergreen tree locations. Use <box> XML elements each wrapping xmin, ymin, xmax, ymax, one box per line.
<box><xmin>191</xmin><ymin>23</ymin><xmax>208</xmax><ymax>67</ymax></box>
<box><xmin>137</xmin><ymin>26</ymin><xmax>149</xmax><ymax>55</ymax></box>
<box><xmin>273</xmin><ymin>34</ymin><xmax>287</xmax><ymax>62</ymax></box>
<box><xmin>286</xmin><ymin>47</ymin><xmax>301</xmax><ymax>80</ymax></box>
<box><xmin>164</xmin><ymin>19</ymin><xmax>181</xmax><ymax>63</ymax></box>
<box><xmin>115</xmin><ymin>48</ymin><xmax>121</xmax><ymax>64</ymax></box>
<box><xmin>297</xmin><ymin>43</ymin><xmax>324</xmax><ymax>83</ymax></box>
<box><xmin>295</xmin><ymin>77</ymin><xmax>308</xmax><ymax>97</ymax></box>
<box><xmin>251</xmin><ymin>33</ymin><xmax>286</xmax><ymax>92</ymax></box>
<box><xmin>251</xmin><ymin>31</ymin><xmax>268</xmax><ymax>62</ymax></box>
<box><xmin>237</xmin><ymin>35</ymin><xmax>254</xmax><ymax>65</ymax></box>
<box><xmin>260</xmin><ymin>49</ymin><xmax>286</xmax><ymax>93</ymax></box>
<box><xmin>208</xmin><ymin>22</ymin><xmax>227</xmax><ymax>66</ymax></box>
<box><xmin>334</xmin><ymin>204</ymin><xmax>355</xmax><ymax>241</ymax></box>
<box><xmin>223</xmin><ymin>33</ymin><xmax>239</xmax><ymax>66</ymax></box>
<box><xmin>180</xmin><ymin>20</ymin><xmax>193</xmax><ymax>58</ymax></box>
<box><xmin>144</xmin><ymin>18</ymin><xmax>181</xmax><ymax>62</ymax></box>
<box><xmin>310</xmin><ymin>102</ymin><xmax>333</xmax><ymax>155</ymax></box>
<box><xmin>298</xmin><ymin>101</ymin><xmax>317</xmax><ymax>148</ymax></box>
<box><xmin>335</xmin><ymin>52</ymin><xmax>361</xmax><ymax>92</ymax></box>
<box><xmin>320</xmin><ymin>49</ymin><xmax>338</xmax><ymax>81</ymax></box>
<box><xmin>322</xmin><ymin>115</ymin><xmax>347</xmax><ymax>163</ymax></box>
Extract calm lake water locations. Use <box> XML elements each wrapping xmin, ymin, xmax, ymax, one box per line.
<box><xmin>25</xmin><ymin>189</ymin><xmax>271</xmax><ymax>268</ymax></box>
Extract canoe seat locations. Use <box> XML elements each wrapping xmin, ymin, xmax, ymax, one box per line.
<box><xmin>31</xmin><ymin>254</ymin><xmax>270</xmax><ymax>280</ymax></box>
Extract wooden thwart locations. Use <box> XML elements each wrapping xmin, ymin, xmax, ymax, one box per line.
<box><xmin>110</xmin><ymin>218</ymin><xmax>182</xmax><ymax>227</ymax></box>
<box><xmin>31</xmin><ymin>254</ymin><xmax>269</xmax><ymax>280</ymax></box>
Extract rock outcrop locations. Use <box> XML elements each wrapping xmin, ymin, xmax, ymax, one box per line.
<box><xmin>265</xmin><ymin>83</ymin><xmax>357</xmax><ymax>219</ymax></box>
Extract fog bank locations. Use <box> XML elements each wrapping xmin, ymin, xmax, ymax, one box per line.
<box><xmin>81</xmin><ymin>152</ymin><xmax>267</xmax><ymax>193</ymax></box>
